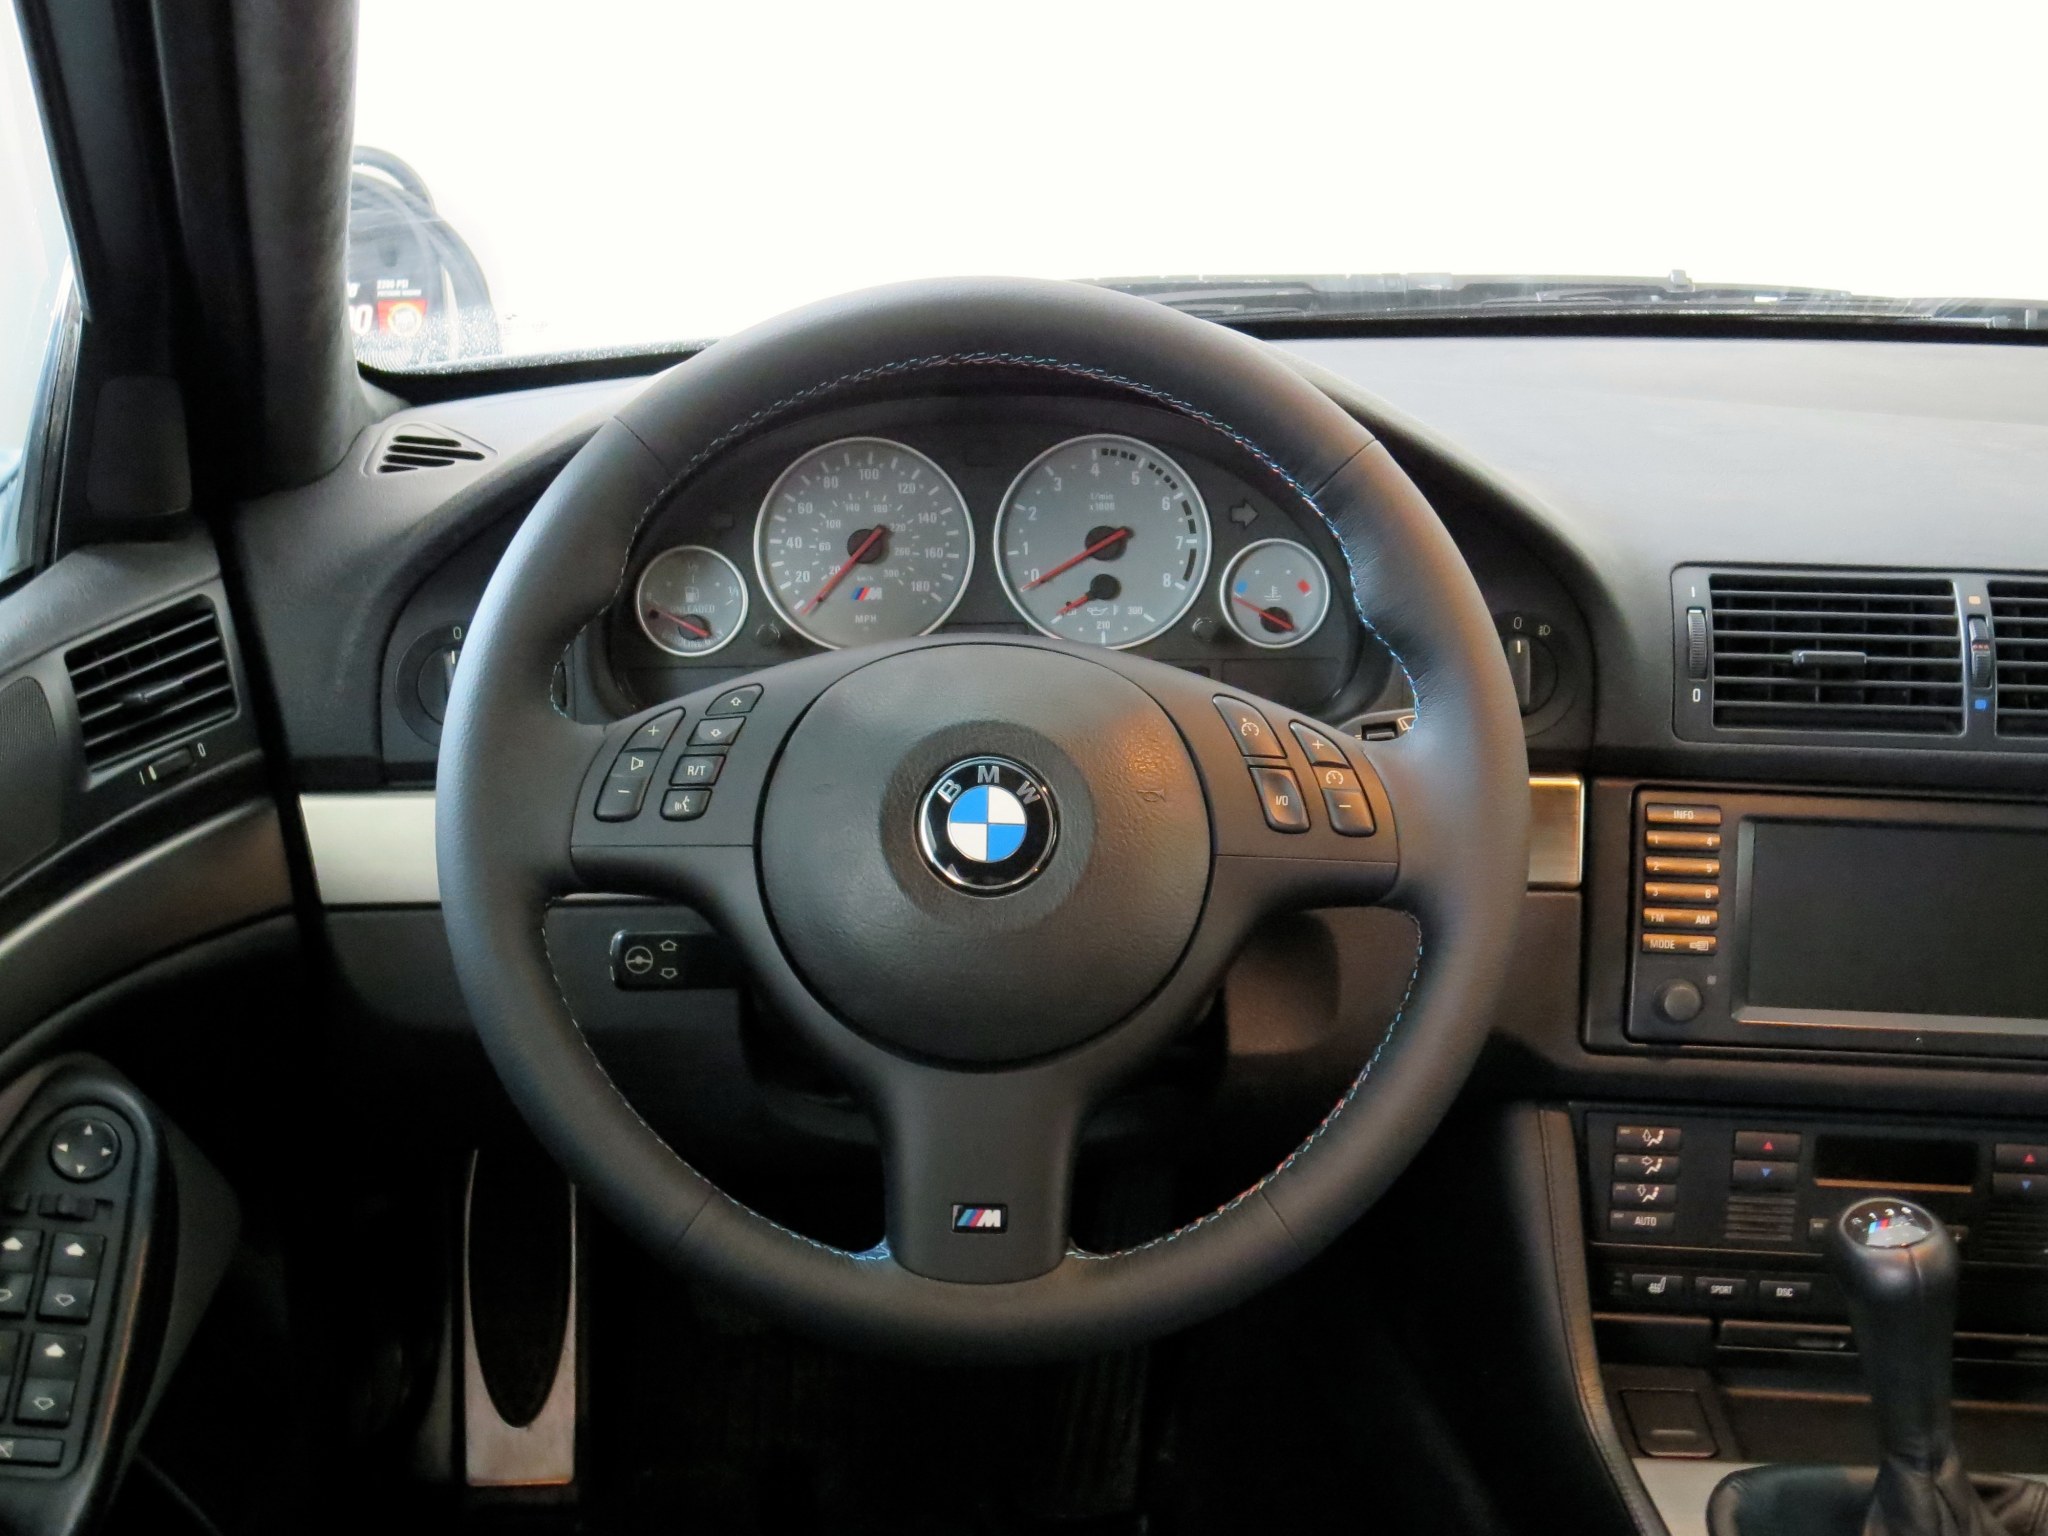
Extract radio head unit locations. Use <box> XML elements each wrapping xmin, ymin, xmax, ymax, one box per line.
<box><xmin>1626</xmin><ymin>790</ymin><xmax>2048</xmax><ymax>1058</ymax></box>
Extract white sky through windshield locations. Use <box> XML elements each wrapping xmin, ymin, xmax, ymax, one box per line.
<box><xmin>353</xmin><ymin>0</ymin><xmax>2048</xmax><ymax>364</ymax></box>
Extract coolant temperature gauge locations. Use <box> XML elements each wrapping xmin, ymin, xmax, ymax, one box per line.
<box><xmin>1218</xmin><ymin>538</ymin><xmax>1330</xmax><ymax>648</ymax></box>
<box><xmin>635</xmin><ymin>545</ymin><xmax>749</xmax><ymax>657</ymax></box>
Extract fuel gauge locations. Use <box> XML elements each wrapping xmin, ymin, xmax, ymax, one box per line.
<box><xmin>635</xmin><ymin>545</ymin><xmax>749</xmax><ymax>657</ymax></box>
<box><xmin>1218</xmin><ymin>538</ymin><xmax>1330</xmax><ymax>648</ymax></box>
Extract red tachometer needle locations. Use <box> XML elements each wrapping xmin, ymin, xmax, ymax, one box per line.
<box><xmin>648</xmin><ymin>605</ymin><xmax>712</xmax><ymax>640</ymax></box>
<box><xmin>1023</xmin><ymin>527</ymin><xmax>1131</xmax><ymax>591</ymax></box>
<box><xmin>802</xmin><ymin>525</ymin><xmax>886</xmax><ymax>614</ymax></box>
<box><xmin>1231</xmin><ymin>593</ymin><xmax>1296</xmax><ymax>632</ymax></box>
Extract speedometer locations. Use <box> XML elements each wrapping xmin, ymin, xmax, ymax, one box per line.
<box><xmin>994</xmin><ymin>435</ymin><xmax>1211</xmax><ymax>648</ymax></box>
<box><xmin>754</xmin><ymin>438</ymin><xmax>973</xmax><ymax>649</ymax></box>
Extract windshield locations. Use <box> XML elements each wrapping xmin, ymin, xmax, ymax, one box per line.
<box><xmin>350</xmin><ymin>2</ymin><xmax>2048</xmax><ymax>370</ymax></box>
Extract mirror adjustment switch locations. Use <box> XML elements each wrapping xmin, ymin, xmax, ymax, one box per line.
<box><xmin>49</xmin><ymin>1120</ymin><xmax>120</xmax><ymax>1182</ymax></box>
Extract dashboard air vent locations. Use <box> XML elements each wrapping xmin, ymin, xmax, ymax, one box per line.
<box><xmin>66</xmin><ymin>596</ymin><xmax>237</xmax><ymax>770</ymax></box>
<box><xmin>1988</xmin><ymin>578</ymin><xmax>2048</xmax><ymax>737</ymax></box>
<box><xmin>372</xmin><ymin>423</ymin><xmax>489</xmax><ymax>474</ymax></box>
<box><xmin>1708</xmin><ymin>573</ymin><xmax>1962</xmax><ymax>735</ymax></box>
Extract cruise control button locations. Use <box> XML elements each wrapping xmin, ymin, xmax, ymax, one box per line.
<box><xmin>1645</xmin><ymin>805</ymin><xmax>1722</xmax><ymax>826</ymax></box>
<box><xmin>689</xmin><ymin>716</ymin><xmax>743</xmax><ymax>748</ymax></box>
<box><xmin>1307</xmin><ymin>764</ymin><xmax>1360</xmax><ymax>794</ymax></box>
<box><xmin>1213</xmin><ymin>697</ymin><xmax>1284</xmax><ymax>759</ymax></box>
<box><xmin>1644</xmin><ymin>907</ymin><xmax>1718</xmax><ymax>929</ymax></box>
<box><xmin>48</xmin><ymin>1119</ymin><xmax>120</xmax><ymax>1183</ymax></box>
<box><xmin>594</xmin><ymin>772</ymin><xmax>651</xmax><ymax>822</ymax></box>
<box><xmin>669</xmin><ymin>755</ymin><xmax>723</xmax><ymax>786</ymax></box>
<box><xmin>1251</xmin><ymin>767</ymin><xmax>1309</xmax><ymax>832</ymax></box>
<box><xmin>1642</xmin><ymin>932</ymin><xmax>1717</xmax><ymax>955</ymax></box>
<box><xmin>0</xmin><ymin>1437</ymin><xmax>61</xmax><ymax>1466</ymax></box>
<box><xmin>15</xmin><ymin>1379</ymin><xmax>73</xmax><ymax>1426</ymax></box>
<box><xmin>45</xmin><ymin>1235</ymin><xmax>102</xmax><ymax>1280</ymax></box>
<box><xmin>1288</xmin><ymin>722</ymin><xmax>1347</xmax><ymax>767</ymax></box>
<box><xmin>709</xmin><ymin>684</ymin><xmax>761</xmax><ymax>716</ymax></box>
<box><xmin>1644</xmin><ymin>829</ymin><xmax>1721</xmax><ymax>851</ymax></box>
<box><xmin>661</xmin><ymin>788</ymin><xmax>711</xmax><ymax>822</ymax></box>
<box><xmin>625</xmin><ymin>710</ymin><xmax>684</xmax><ymax>752</ymax></box>
<box><xmin>1322</xmin><ymin>786</ymin><xmax>1375</xmax><ymax>836</ymax></box>
<box><xmin>36</xmin><ymin>1277</ymin><xmax>93</xmax><ymax>1323</ymax></box>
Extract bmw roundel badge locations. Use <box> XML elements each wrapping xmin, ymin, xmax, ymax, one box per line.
<box><xmin>916</xmin><ymin>756</ymin><xmax>1058</xmax><ymax>894</ymax></box>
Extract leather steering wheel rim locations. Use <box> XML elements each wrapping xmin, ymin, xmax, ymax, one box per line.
<box><xmin>436</xmin><ymin>277</ymin><xmax>1529</xmax><ymax>1361</ymax></box>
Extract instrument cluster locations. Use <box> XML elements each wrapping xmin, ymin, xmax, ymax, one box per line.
<box><xmin>609</xmin><ymin>398</ymin><xmax>1371</xmax><ymax>715</ymax></box>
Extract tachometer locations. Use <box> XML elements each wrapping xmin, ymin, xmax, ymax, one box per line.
<box><xmin>754</xmin><ymin>438</ymin><xmax>973</xmax><ymax>649</ymax></box>
<box><xmin>994</xmin><ymin>435</ymin><xmax>1210</xmax><ymax>648</ymax></box>
<box><xmin>634</xmin><ymin>545</ymin><xmax>749</xmax><ymax>656</ymax></box>
<box><xmin>1218</xmin><ymin>538</ymin><xmax>1331</xmax><ymax>648</ymax></box>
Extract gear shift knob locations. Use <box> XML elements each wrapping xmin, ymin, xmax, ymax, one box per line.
<box><xmin>1827</xmin><ymin>1197</ymin><xmax>1959</xmax><ymax>1466</ymax></box>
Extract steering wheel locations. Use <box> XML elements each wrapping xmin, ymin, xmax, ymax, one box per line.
<box><xmin>437</xmin><ymin>278</ymin><xmax>1528</xmax><ymax>1360</ymax></box>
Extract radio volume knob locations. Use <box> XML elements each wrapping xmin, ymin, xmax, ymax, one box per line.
<box><xmin>1655</xmin><ymin>980</ymin><xmax>1704</xmax><ymax>1024</ymax></box>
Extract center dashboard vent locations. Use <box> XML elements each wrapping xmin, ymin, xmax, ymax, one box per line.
<box><xmin>1706</xmin><ymin>572</ymin><xmax>1963</xmax><ymax>735</ymax></box>
<box><xmin>1988</xmin><ymin>578</ymin><xmax>2048</xmax><ymax>737</ymax></box>
<box><xmin>65</xmin><ymin>596</ymin><xmax>237</xmax><ymax>770</ymax></box>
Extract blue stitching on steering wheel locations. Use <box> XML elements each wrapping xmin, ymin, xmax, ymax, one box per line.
<box><xmin>549</xmin><ymin>348</ymin><xmax>1426</xmax><ymax>1267</ymax></box>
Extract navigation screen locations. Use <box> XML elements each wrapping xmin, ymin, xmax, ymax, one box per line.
<box><xmin>1744</xmin><ymin>821</ymin><xmax>2048</xmax><ymax>1022</ymax></box>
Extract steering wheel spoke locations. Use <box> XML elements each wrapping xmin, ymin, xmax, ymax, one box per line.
<box><xmin>870</xmin><ymin>1061</ymin><xmax>1089</xmax><ymax>1284</ymax></box>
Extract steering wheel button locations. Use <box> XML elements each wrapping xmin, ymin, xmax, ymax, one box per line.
<box><xmin>626</xmin><ymin>710</ymin><xmax>684</xmax><ymax>751</ymax></box>
<box><xmin>689</xmin><ymin>716</ymin><xmax>743</xmax><ymax>748</ymax></box>
<box><xmin>47</xmin><ymin>1118</ymin><xmax>120</xmax><ymax>1183</ymax></box>
<box><xmin>611</xmin><ymin>749</ymin><xmax>658</xmax><ymax>779</ymax></box>
<box><xmin>670</xmin><ymin>755</ymin><xmax>723</xmax><ymax>786</ymax></box>
<box><xmin>1251</xmin><ymin>767</ymin><xmax>1310</xmax><ymax>832</ymax></box>
<box><xmin>1213</xmin><ymin>697</ymin><xmax>1284</xmax><ymax>758</ymax></box>
<box><xmin>1309</xmin><ymin>764</ymin><xmax>1360</xmax><ymax>793</ymax></box>
<box><xmin>1322</xmin><ymin>786</ymin><xmax>1376</xmax><ymax>836</ymax></box>
<box><xmin>709</xmin><ymin>684</ymin><xmax>761</xmax><ymax>716</ymax></box>
<box><xmin>661</xmin><ymin>788</ymin><xmax>711</xmax><ymax>821</ymax></box>
<box><xmin>1288</xmin><ymin>722</ymin><xmax>1348</xmax><ymax>767</ymax></box>
<box><xmin>594</xmin><ymin>773</ymin><xmax>651</xmax><ymax>821</ymax></box>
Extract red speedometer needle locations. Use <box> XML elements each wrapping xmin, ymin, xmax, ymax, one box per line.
<box><xmin>648</xmin><ymin>605</ymin><xmax>712</xmax><ymax>640</ymax></box>
<box><xmin>1231</xmin><ymin>593</ymin><xmax>1296</xmax><ymax>632</ymax></box>
<box><xmin>1023</xmin><ymin>527</ymin><xmax>1131</xmax><ymax>591</ymax></box>
<box><xmin>802</xmin><ymin>526</ymin><xmax>886</xmax><ymax>614</ymax></box>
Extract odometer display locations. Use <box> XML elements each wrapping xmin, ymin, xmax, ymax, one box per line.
<box><xmin>754</xmin><ymin>438</ymin><xmax>973</xmax><ymax>649</ymax></box>
<box><xmin>995</xmin><ymin>435</ymin><xmax>1211</xmax><ymax>649</ymax></box>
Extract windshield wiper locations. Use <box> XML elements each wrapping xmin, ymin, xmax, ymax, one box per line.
<box><xmin>1093</xmin><ymin>273</ymin><xmax>2048</xmax><ymax>329</ymax></box>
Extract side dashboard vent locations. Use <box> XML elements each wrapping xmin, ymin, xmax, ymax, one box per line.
<box><xmin>372</xmin><ymin>423</ymin><xmax>489</xmax><ymax>474</ymax></box>
<box><xmin>1708</xmin><ymin>573</ymin><xmax>1963</xmax><ymax>735</ymax></box>
<box><xmin>65</xmin><ymin>596</ymin><xmax>237</xmax><ymax>770</ymax></box>
<box><xmin>1988</xmin><ymin>578</ymin><xmax>2048</xmax><ymax>737</ymax></box>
